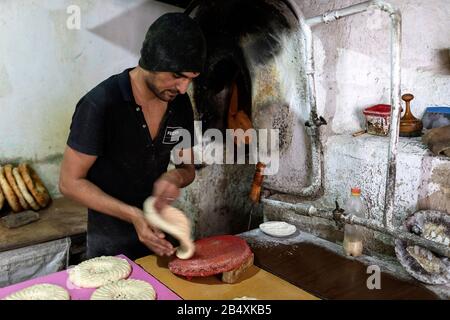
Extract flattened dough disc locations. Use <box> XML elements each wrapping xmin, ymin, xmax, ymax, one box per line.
<box><xmin>259</xmin><ymin>221</ymin><xmax>296</xmax><ymax>237</ymax></box>
<box><xmin>91</xmin><ymin>279</ymin><xmax>156</xmax><ymax>300</ymax></box>
<box><xmin>3</xmin><ymin>283</ymin><xmax>70</xmax><ymax>300</ymax></box>
<box><xmin>168</xmin><ymin>235</ymin><xmax>253</xmax><ymax>277</ymax></box>
<box><xmin>68</xmin><ymin>256</ymin><xmax>131</xmax><ymax>288</ymax></box>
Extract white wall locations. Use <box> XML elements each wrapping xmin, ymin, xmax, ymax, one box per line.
<box><xmin>300</xmin><ymin>0</ymin><xmax>450</xmax><ymax>135</ymax></box>
<box><xmin>261</xmin><ymin>0</ymin><xmax>450</xmax><ymax>242</ymax></box>
<box><xmin>0</xmin><ymin>0</ymin><xmax>178</xmax><ymax>195</ymax></box>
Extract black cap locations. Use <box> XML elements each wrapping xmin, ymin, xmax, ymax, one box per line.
<box><xmin>139</xmin><ymin>13</ymin><xmax>207</xmax><ymax>73</ymax></box>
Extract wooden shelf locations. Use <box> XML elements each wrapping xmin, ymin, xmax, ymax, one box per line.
<box><xmin>0</xmin><ymin>197</ymin><xmax>87</xmax><ymax>252</ymax></box>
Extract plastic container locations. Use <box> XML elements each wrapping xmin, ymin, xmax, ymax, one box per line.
<box><xmin>343</xmin><ymin>187</ymin><xmax>367</xmax><ymax>257</ymax></box>
<box><xmin>422</xmin><ymin>106</ymin><xmax>450</xmax><ymax>129</ymax></box>
<box><xmin>363</xmin><ymin>104</ymin><xmax>391</xmax><ymax>136</ymax></box>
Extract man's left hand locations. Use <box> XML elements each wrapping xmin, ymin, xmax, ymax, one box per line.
<box><xmin>153</xmin><ymin>174</ymin><xmax>181</xmax><ymax>211</ymax></box>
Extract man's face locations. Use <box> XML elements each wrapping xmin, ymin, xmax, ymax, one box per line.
<box><xmin>144</xmin><ymin>71</ymin><xmax>200</xmax><ymax>102</ymax></box>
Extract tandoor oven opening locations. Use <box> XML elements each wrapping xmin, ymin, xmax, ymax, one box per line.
<box><xmin>189</xmin><ymin>0</ymin><xmax>300</xmax><ymax>146</ymax></box>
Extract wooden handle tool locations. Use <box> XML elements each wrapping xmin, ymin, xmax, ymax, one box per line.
<box><xmin>400</xmin><ymin>93</ymin><xmax>423</xmax><ymax>137</ymax></box>
<box><xmin>249</xmin><ymin>162</ymin><xmax>266</xmax><ymax>203</ymax></box>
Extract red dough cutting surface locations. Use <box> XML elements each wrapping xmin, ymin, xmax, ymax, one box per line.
<box><xmin>168</xmin><ymin>235</ymin><xmax>253</xmax><ymax>277</ymax></box>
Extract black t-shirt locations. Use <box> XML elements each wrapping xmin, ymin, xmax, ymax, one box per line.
<box><xmin>67</xmin><ymin>68</ymin><xmax>195</xmax><ymax>259</ymax></box>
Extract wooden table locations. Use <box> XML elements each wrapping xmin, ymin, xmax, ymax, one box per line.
<box><xmin>240</xmin><ymin>231</ymin><xmax>440</xmax><ymax>300</ymax></box>
<box><xmin>135</xmin><ymin>230</ymin><xmax>440</xmax><ymax>300</ymax></box>
<box><xmin>136</xmin><ymin>255</ymin><xmax>319</xmax><ymax>300</ymax></box>
<box><xmin>0</xmin><ymin>197</ymin><xmax>87</xmax><ymax>252</ymax></box>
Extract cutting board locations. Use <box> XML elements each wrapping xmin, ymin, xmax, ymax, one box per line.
<box><xmin>136</xmin><ymin>255</ymin><xmax>319</xmax><ymax>300</ymax></box>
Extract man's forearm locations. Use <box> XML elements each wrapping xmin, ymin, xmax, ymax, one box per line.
<box><xmin>164</xmin><ymin>164</ymin><xmax>195</xmax><ymax>188</ymax></box>
<box><xmin>60</xmin><ymin>178</ymin><xmax>138</xmax><ymax>224</ymax></box>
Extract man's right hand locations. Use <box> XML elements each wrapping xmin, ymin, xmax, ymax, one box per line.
<box><xmin>130</xmin><ymin>208</ymin><xmax>175</xmax><ymax>257</ymax></box>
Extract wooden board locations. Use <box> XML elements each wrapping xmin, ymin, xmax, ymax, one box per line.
<box><xmin>136</xmin><ymin>255</ymin><xmax>319</xmax><ymax>300</ymax></box>
<box><xmin>0</xmin><ymin>197</ymin><xmax>87</xmax><ymax>252</ymax></box>
<box><xmin>222</xmin><ymin>254</ymin><xmax>254</xmax><ymax>283</ymax></box>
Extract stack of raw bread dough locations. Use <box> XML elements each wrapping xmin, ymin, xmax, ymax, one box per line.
<box><xmin>68</xmin><ymin>256</ymin><xmax>157</xmax><ymax>300</ymax></box>
<box><xmin>3</xmin><ymin>256</ymin><xmax>157</xmax><ymax>300</ymax></box>
<box><xmin>0</xmin><ymin>163</ymin><xmax>51</xmax><ymax>213</ymax></box>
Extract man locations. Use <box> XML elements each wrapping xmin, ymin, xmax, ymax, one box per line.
<box><xmin>59</xmin><ymin>13</ymin><xmax>207</xmax><ymax>260</ymax></box>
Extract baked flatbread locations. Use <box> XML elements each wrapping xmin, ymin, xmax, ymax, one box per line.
<box><xmin>12</xmin><ymin>167</ymin><xmax>40</xmax><ymax>211</ymax></box>
<box><xmin>0</xmin><ymin>182</ymin><xmax>4</xmax><ymax>210</ymax></box>
<box><xmin>4</xmin><ymin>165</ymin><xmax>29</xmax><ymax>210</ymax></box>
<box><xmin>18</xmin><ymin>163</ymin><xmax>51</xmax><ymax>208</ymax></box>
<box><xmin>0</xmin><ymin>166</ymin><xmax>22</xmax><ymax>212</ymax></box>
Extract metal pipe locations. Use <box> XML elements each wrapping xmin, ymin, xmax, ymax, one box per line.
<box><xmin>262</xmin><ymin>198</ymin><xmax>450</xmax><ymax>258</ymax></box>
<box><xmin>306</xmin><ymin>0</ymin><xmax>394</xmax><ymax>26</ymax></box>
<box><xmin>304</xmin><ymin>0</ymin><xmax>402</xmax><ymax>229</ymax></box>
<box><xmin>298</xmin><ymin>14</ymin><xmax>324</xmax><ymax>198</ymax></box>
<box><xmin>384</xmin><ymin>5</ymin><xmax>402</xmax><ymax>230</ymax></box>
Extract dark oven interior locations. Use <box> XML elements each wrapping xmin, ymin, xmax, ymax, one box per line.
<box><xmin>185</xmin><ymin>0</ymin><xmax>299</xmax><ymax>137</ymax></box>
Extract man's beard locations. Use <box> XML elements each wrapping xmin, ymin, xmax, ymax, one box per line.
<box><xmin>145</xmin><ymin>79</ymin><xmax>178</xmax><ymax>102</ymax></box>
<box><xmin>160</xmin><ymin>89</ymin><xmax>179</xmax><ymax>102</ymax></box>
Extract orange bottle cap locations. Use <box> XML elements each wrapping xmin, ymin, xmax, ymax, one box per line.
<box><xmin>351</xmin><ymin>187</ymin><xmax>361</xmax><ymax>195</ymax></box>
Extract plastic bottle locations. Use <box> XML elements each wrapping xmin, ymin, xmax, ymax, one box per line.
<box><xmin>343</xmin><ymin>187</ymin><xmax>366</xmax><ymax>257</ymax></box>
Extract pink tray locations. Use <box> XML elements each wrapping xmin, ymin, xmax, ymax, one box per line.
<box><xmin>0</xmin><ymin>255</ymin><xmax>181</xmax><ymax>300</ymax></box>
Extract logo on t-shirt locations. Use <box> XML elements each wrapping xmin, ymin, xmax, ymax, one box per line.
<box><xmin>163</xmin><ymin>126</ymin><xmax>183</xmax><ymax>144</ymax></box>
